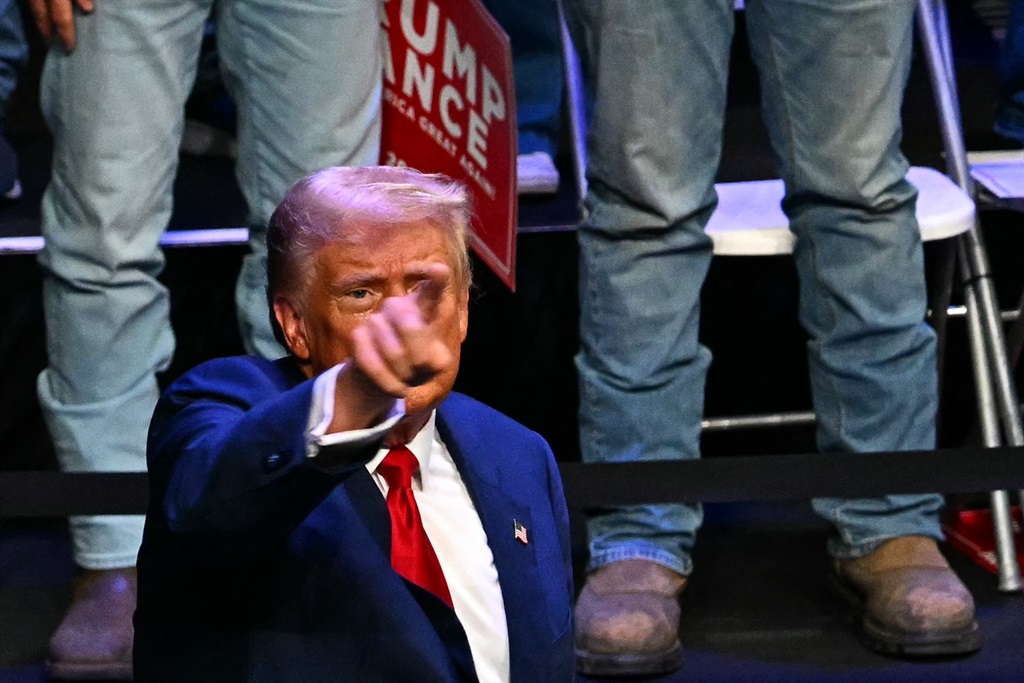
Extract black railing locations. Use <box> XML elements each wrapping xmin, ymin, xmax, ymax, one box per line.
<box><xmin>2</xmin><ymin>446</ymin><xmax>1023</xmax><ymax>517</ymax></box>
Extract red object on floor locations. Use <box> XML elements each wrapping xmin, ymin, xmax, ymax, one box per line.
<box><xmin>943</xmin><ymin>507</ymin><xmax>1024</xmax><ymax>574</ymax></box>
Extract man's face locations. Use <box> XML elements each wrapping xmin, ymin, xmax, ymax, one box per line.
<box><xmin>280</xmin><ymin>220</ymin><xmax>469</xmax><ymax>417</ymax></box>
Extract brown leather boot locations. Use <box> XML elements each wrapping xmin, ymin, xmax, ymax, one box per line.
<box><xmin>48</xmin><ymin>567</ymin><xmax>137</xmax><ymax>681</ymax></box>
<box><xmin>832</xmin><ymin>536</ymin><xmax>979</xmax><ymax>657</ymax></box>
<box><xmin>574</xmin><ymin>559</ymin><xmax>686</xmax><ymax>676</ymax></box>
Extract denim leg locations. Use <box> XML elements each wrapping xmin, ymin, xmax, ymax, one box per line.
<box><xmin>218</xmin><ymin>0</ymin><xmax>382</xmax><ymax>359</ymax></box>
<box><xmin>746</xmin><ymin>0</ymin><xmax>943</xmax><ymax>559</ymax></box>
<box><xmin>996</xmin><ymin>0</ymin><xmax>1024</xmax><ymax>142</ymax></box>
<box><xmin>0</xmin><ymin>0</ymin><xmax>24</xmax><ymax>193</ymax></box>
<box><xmin>0</xmin><ymin>0</ymin><xmax>26</xmax><ymax>109</ymax></box>
<box><xmin>568</xmin><ymin>0</ymin><xmax>734</xmax><ymax>576</ymax></box>
<box><xmin>482</xmin><ymin>0</ymin><xmax>563</xmax><ymax>157</ymax></box>
<box><xmin>36</xmin><ymin>0</ymin><xmax>211</xmax><ymax>569</ymax></box>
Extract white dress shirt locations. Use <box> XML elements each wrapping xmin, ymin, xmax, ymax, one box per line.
<box><xmin>306</xmin><ymin>365</ymin><xmax>511</xmax><ymax>683</ymax></box>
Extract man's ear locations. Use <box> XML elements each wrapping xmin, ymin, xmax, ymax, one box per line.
<box><xmin>273</xmin><ymin>295</ymin><xmax>310</xmax><ymax>362</ymax></box>
<box><xmin>457</xmin><ymin>287</ymin><xmax>469</xmax><ymax>343</ymax></box>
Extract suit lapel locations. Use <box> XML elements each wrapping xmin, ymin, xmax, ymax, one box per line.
<box><xmin>341</xmin><ymin>468</ymin><xmax>390</xmax><ymax>557</ymax></box>
<box><xmin>339</xmin><ymin>456</ymin><xmax>477</xmax><ymax>682</ymax></box>
<box><xmin>436</xmin><ymin>402</ymin><xmax>547</xmax><ymax>683</ymax></box>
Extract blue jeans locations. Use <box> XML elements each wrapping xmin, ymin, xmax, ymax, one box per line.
<box><xmin>567</xmin><ymin>0</ymin><xmax>943</xmax><ymax>576</ymax></box>
<box><xmin>996</xmin><ymin>0</ymin><xmax>1024</xmax><ymax>142</ymax></box>
<box><xmin>482</xmin><ymin>0</ymin><xmax>563</xmax><ymax>157</ymax></box>
<box><xmin>36</xmin><ymin>0</ymin><xmax>381</xmax><ymax>569</ymax></box>
<box><xmin>0</xmin><ymin>0</ymin><xmax>26</xmax><ymax>109</ymax></box>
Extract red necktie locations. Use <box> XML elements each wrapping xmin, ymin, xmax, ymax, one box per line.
<box><xmin>377</xmin><ymin>446</ymin><xmax>453</xmax><ymax>608</ymax></box>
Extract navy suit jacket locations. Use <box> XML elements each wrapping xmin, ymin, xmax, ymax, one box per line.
<box><xmin>134</xmin><ymin>356</ymin><xmax>574</xmax><ymax>683</ymax></box>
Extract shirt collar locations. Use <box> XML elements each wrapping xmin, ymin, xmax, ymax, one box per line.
<box><xmin>367</xmin><ymin>411</ymin><xmax>437</xmax><ymax>488</ymax></box>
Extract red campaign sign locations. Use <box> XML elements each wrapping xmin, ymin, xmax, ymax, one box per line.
<box><xmin>381</xmin><ymin>0</ymin><xmax>518</xmax><ymax>290</ymax></box>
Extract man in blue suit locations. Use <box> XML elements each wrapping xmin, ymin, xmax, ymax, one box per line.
<box><xmin>134</xmin><ymin>166</ymin><xmax>574</xmax><ymax>682</ymax></box>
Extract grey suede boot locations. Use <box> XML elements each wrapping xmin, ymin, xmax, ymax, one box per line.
<box><xmin>574</xmin><ymin>559</ymin><xmax>686</xmax><ymax>676</ymax></box>
<box><xmin>832</xmin><ymin>536</ymin><xmax>980</xmax><ymax>657</ymax></box>
<box><xmin>48</xmin><ymin>568</ymin><xmax>136</xmax><ymax>681</ymax></box>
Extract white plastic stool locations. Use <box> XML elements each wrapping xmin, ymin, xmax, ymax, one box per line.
<box><xmin>706</xmin><ymin>166</ymin><xmax>975</xmax><ymax>256</ymax></box>
<box><xmin>698</xmin><ymin>166</ymin><xmax>975</xmax><ymax>431</ymax></box>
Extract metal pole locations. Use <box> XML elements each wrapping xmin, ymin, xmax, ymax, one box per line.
<box><xmin>557</xmin><ymin>0</ymin><xmax>589</xmax><ymax>206</ymax></box>
<box><xmin>915</xmin><ymin>1</ymin><xmax>972</xmax><ymax>193</ymax></box>
<box><xmin>701</xmin><ymin>411</ymin><xmax>816</xmax><ymax>432</ymax></box>
<box><xmin>917</xmin><ymin>0</ymin><xmax>1023</xmax><ymax>588</ymax></box>
<box><xmin>961</xmin><ymin>229</ymin><xmax>1024</xmax><ymax>449</ymax></box>
<box><xmin>918</xmin><ymin>0</ymin><xmax>1024</xmax><ymax>447</ymax></box>
<box><xmin>934</xmin><ymin>0</ymin><xmax>957</xmax><ymax>99</ymax></box>
<box><xmin>963</xmin><ymin>256</ymin><xmax>1022</xmax><ymax>591</ymax></box>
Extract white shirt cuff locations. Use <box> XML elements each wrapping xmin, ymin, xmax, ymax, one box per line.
<box><xmin>305</xmin><ymin>363</ymin><xmax>405</xmax><ymax>459</ymax></box>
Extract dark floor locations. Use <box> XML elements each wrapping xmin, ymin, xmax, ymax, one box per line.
<box><xmin>3</xmin><ymin>503</ymin><xmax>1024</xmax><ymax>683</ymax></box>
<box><xmin>579</xmin><ymin>503</ymin><xmax>1024</xmax><ymax>683</ymax></box>
<box><xmin>3</xmin><ymin>6</ymin><xmax>1024</xmax><ymax>683</ymax></box>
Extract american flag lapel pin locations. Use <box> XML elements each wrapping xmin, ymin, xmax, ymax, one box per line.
<box><xmin>514</xmin><ymin>519</ymin><xmax>529</xmax><ymax>545</ymax></box>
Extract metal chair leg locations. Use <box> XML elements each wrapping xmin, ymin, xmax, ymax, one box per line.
<box><xmin>962</xmin><ymin>256</ymin><xmax>1022</xmax><ymax>591</ymax></box>
<box><xmin>917</xmin><ymin>0</ymin><xmax>1024</xmax><ymax>592</ymax></box>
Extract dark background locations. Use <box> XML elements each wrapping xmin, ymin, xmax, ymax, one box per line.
<box><xmin>2</xmin><ymin>3</ymin><xmax>1024</xmax><ymax>682</ymax></box>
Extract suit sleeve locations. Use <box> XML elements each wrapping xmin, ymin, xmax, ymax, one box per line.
<box><xmin>147</xmin><ymin>358</ymin><xmax>381</xmax><ymax>549</ymax></box>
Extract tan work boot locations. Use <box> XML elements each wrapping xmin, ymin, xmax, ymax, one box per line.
<box><xmin>574</xmin><ymin>559</ymin><xmax>686</xmax><ymax>676</ymax></box>
<box><xmin>48</xmin><ymin>567</ymin><xmax>137</xmax><ymax>681</ymax></box>
<box><xmin>832</xmin><ymin>536</ymin><xmax>979</xmax><ymax>657</ymax></box>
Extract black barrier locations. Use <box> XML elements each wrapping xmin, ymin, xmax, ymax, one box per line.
<box><xmin>0</xmin><ymin>472</ymin><xmax>149</xmax><ymax>518</ymax></box>
<box><xmin>2</xmin><ymin>446</ymin><xmax>1023</xmax><ymax>518</ymax></box>
<box><xmin>560</xmin><ymin>446</ymin><xmax>1024</xmax><ymax>508</ymax></box>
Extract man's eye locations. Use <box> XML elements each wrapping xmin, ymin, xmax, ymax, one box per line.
<box><xmin>348</xmin><ymin>289</ymin><xmax>370</xmax><ymax>300</ymax></box>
